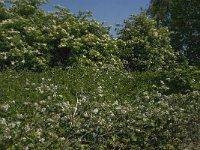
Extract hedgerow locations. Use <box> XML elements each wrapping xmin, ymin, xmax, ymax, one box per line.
<box><xmin>0</xmin><ymin>67</ymin><xmax>200</xmax><ymax>149</ymax></box>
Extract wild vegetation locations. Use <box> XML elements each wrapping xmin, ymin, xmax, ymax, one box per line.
<box><xmin>0</xmin><ymin>0</ymin><xmax>200</xmax><ymax>149</ymax></box>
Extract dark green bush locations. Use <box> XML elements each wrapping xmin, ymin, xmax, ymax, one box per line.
<box><xmin>153</xmin><ymin>66</ymin><xmax>200</xmax><ymax>94</ymax></box>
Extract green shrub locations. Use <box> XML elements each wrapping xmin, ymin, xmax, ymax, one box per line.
<box><xmin>0</xmin><ymin>67</ymin><xmax>199</xmax><ymax>149</ymax></box>
<box><xmin>117</xmin><ymin>13</ymin><xmax>177</xmax><ymax>71</ymax></box>
<box><xmin>153</xmin><ymin>66</ymin><xmax>200</xmax><ymax>94</ymax></box>
<box><xmin>0</xmin><ymin>1</ymin><xmax>123</xmax><ymax>71</ymax></box>
<box><xmin>1</xmin><ymin>89</ymin><xmax>200</xmax><ymax>149</ymax></box>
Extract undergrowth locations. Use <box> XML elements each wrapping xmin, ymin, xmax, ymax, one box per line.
<box><xmin>0</xmin><ymin>66</ymin><xmax>200</xmax><ymax>149</ymax></box>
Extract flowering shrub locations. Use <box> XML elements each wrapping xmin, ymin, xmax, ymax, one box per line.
<box><xmin>0</xmin><ymin>1</ymin><xmax>200</xmax><ymax>149</ymax></box>
<box><xmin>1</xmin><ymin>89</ymin><xmax>200</xmax><ymax>149</ymax></box>
<box><xmin>0</xmin><ymin>67</ymin><xmax>200</xmax><ymax>149</ymax></box>
<box><xmin>117</xmin><ymin>13</ymin><xmax>177</xmax><ymax>71</ymax></box>
<box><xmin>0</xmin><ymin>1</ymin><xmax>123</xmax><ymax>71</ymax></box>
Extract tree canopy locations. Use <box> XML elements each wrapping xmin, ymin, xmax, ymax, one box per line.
<box><xmin>148</xmin><ymin>0</ymin><xmax>200</xmax><ymax>66</ymax></box>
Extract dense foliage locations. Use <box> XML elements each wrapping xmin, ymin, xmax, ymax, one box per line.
<box><xmin>148</xmin><ymin>0</ymin><xmax>200</xmax><ymax>66</ymax></box>
<box><xmin>0</xmin><ymin>0</ymin><xmax>200</xmax><ymax>149</ymax></box>
<box><xmin>117</xmin><ymin>14</ymin><xmax>177</xmax><ymax>71</ymax></box>
<box><xmin>0</xmin><ymin>1</ymin><xmax>122</xmax><ymax>71</ymax></box>
<box><xmin>0</xmin><ymin>67</ymin><xmax>200</xmax><ymax>149</ymax></box>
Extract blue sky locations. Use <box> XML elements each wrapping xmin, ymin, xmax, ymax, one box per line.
<box><xmin>42</xmin><ymin>0</ymin><xmax>150</xmax><ymax>35</ymax></box>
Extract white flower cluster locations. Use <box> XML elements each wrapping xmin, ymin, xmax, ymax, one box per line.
<box><xmin>0</xmin><ymin>88</ymin><xmax>200</xmax><ymax>149</ymax></box>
